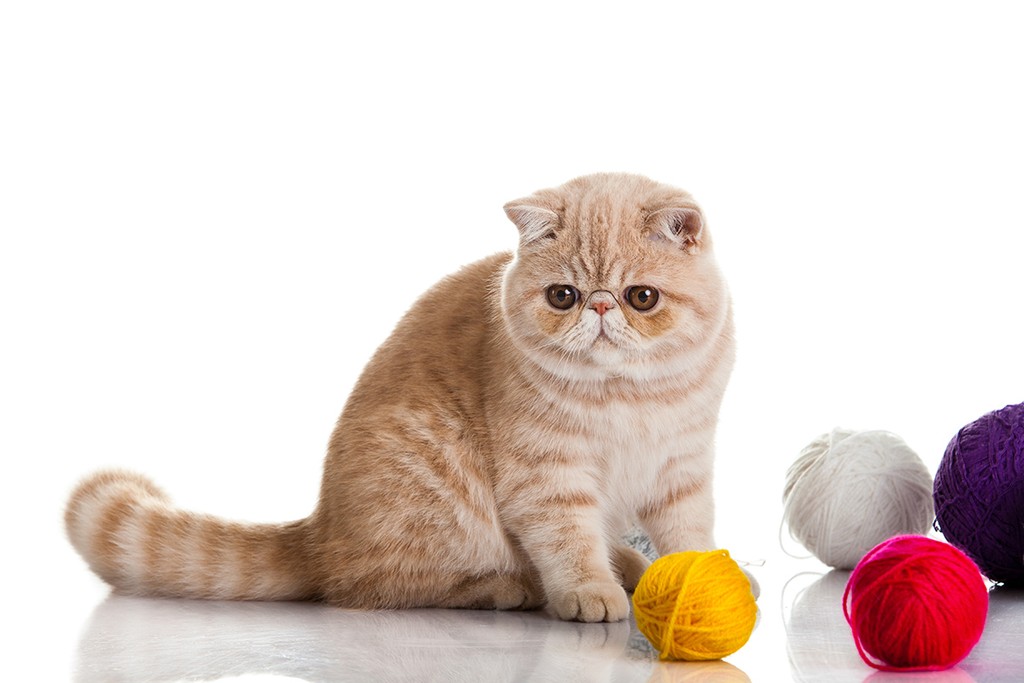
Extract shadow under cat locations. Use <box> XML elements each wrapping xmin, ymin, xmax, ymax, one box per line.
<box><xmin>74</xmin><ymin>594</ymin><xmax>751</xmax><ymax>683</ymax></box>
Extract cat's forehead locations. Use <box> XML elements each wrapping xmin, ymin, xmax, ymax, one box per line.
<box><xmin>531</xmin><ymin>223</ymin><xmax>665</xmax><ymax>290</ymax></box>
<box><xmin>544</xmin><ymin>174</ymin><xmax>677</xmax><ymax>223</ymax></box>
<box><xmin>561</xmin><ymin>196</ymin><xmax>644</xmax><ymax>244</ymax></box>
<box><xmin>555</xmin><ymin>249</ymin><xmax>646</xmax><ymax>289</ymax></box>
<box><xmin>510</xmin><ymin>173</ymin><xmax>700</xmax><ymax>285</ymax></box>
<box><xmin>539</xmin><ymin>174</ymin><xmax>695</xmax><ymax>239</ymax></box>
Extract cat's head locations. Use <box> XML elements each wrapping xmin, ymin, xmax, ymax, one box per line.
<box><xmin>500</xmin><ymin>173</ymin><xmax>731</xmax><ymax>382</ymax></box>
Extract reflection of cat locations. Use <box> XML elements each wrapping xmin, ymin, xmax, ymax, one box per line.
<box><xmin>75</xmin><ymin>594</ymin><xmax>751</xmax><ymax>683</ymax></box>
<box><xmin>74</xmin><ymin>595</ymin><xmax>630</xmax><ymax>683</ymax></box>
<box><xmin>66</xmin><ymin>173</ymin><xmax>736</xmax><ymax>622</ymax></box>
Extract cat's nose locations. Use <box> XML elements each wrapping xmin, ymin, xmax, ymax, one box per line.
<box><xmin>587</xmin><ymin>291</ymin><xmax>617</xmax><ymax>317</ymax></box>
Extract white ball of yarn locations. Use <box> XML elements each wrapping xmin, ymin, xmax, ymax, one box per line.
<box><xmin>782</xmin><ymin>428</ymin><xmax>934</xmax><ymax>569</ymax></box>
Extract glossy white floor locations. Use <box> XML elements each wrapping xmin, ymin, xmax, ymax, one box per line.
<box><xmin>14</xmin><ymin>528</ymin><xmax>1024</xmax><ymax>682</ymax></box>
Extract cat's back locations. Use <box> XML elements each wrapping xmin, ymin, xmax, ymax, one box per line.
<box><xmin>335</xmin><ymin>252</ymin><xmax>512</xmax><ymax>430</ymax></box>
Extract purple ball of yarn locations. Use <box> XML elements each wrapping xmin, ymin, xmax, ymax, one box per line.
<box><xmin>934</xmin><ymin>402</ymin><xmax>1024</xmax><ymax>585</ymax></box>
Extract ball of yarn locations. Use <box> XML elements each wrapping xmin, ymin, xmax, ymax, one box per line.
<box><xmin>783</xmin><ymin>428</ymin><xmax>933</xmax><ymax>569</ymax></box>
<box><xmin>843</xmin><ymin>535</ymin><xmax>988</xmax><ymax>671</ymax></box>
<box><xmin>934</xmin><ymin>402</ymin><xmax>1024</xmax><ymax>585</ymax></box>
<box><xmin>631</xmin><ymin>549</ymin><xmax>757</xmax><ymax>661</ymax></box>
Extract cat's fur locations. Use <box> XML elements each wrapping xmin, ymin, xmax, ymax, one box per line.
<box><xmin>65</xmin><ymin>173</ymin><xmax>735</xmax><ymax>623</ymax></box>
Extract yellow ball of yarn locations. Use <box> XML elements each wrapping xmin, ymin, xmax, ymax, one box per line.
<box><xmin>632</xmin><ymin>549</ymin><xmax>757</xmax><ymax>661</ymax></box>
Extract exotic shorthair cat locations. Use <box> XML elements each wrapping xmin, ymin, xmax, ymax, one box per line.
<box><xmin>66</xmin><ymin>173</ymin><xmax>737</xmax><ymax>623</ymax></box>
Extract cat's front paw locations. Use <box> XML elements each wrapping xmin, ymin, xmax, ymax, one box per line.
<box><xmin>550</xmin><ymin>582</ymin><xmax>629</xmax><ymax>622</ymax></box>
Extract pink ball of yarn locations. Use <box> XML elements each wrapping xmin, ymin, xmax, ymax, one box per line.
<box><xmin>843</xmin><ymin>535</ymin><xmax>988</xmax><ymax>671</ymax></box>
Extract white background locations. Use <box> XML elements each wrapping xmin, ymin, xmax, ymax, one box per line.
<box><xmin>2</xmin><ymin>1</ymin><xmax>1023</xmax><ymax>680</ymax></box>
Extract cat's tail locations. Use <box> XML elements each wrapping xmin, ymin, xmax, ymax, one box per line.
<box><xmin>65</xmin><ymin>470</ymin><xmax>319</xmax><ymax>601</ymax></box>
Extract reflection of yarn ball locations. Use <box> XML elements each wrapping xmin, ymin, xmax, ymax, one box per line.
<box><xmin>934</xmin><ymin>402</ymin><xmax>1024</xmax><ymax>585</ymax></box>
<box><xmin>785</xmin><ymin>571</ymin><xmax>855</xmax><ymax>682</ymax></box>
<box><xmin>631</xmin><ymin>549</ymin><xmax>757</xmax><ymax>661</ymax></box>
<box><xmin>843</xmin><ymin>535</ymin><xmax>988</xmax><ymax>671</ymax></box>
<box><xmin>783</xmin><ymin>429</ymin><xmax>933</xmax><ymax>569</ymax></box>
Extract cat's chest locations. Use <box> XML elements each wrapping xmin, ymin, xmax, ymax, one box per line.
<box><xmin>511</xmin><ymin>375</ymin><xmax>710</xmax><ymax>468</ymax></box>
<box><xmin>573</xmin><ymin>394</ymin><xmax>693</xmax><ymax>460</ymax></box>
<box><xmin>584</xmin><ymin>397</ymin><xmax>713</xmax><ymax>519</ymax></box>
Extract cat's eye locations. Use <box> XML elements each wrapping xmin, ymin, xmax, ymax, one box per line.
<box><xmin>546</xmin><ymin>285</ymin><xmax>579</xmax><ymax>310</ymax></box>
<box><xmin>626</xmin><ymin>286</ymin><xmax>659</xmax><ymax>311</ymax></box>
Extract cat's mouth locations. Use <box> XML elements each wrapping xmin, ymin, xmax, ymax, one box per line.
<box><xmin>593</xmin><ymin>328</ymin><xmax>619</xmax><ymax>348</ymax></box>
<box><xmin>590</xmin><ymin>316</ymin><xmax>625</xmax><ymax>349</ymax></box>
<box><xmin>563</xmin><ymin>316</ymin><xmax>627</xmax><ymax>358</ymax></box>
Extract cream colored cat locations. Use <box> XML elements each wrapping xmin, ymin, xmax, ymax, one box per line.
<box><xmin>66</xmin><ymin>173</ymin><xmax>736</xmax><ymax>623</ymax></box>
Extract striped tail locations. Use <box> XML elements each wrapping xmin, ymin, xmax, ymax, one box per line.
<box><xmin>65</xmin><ymin>470</ymin><xmax>318</xmax><ymax>601</ymax></box>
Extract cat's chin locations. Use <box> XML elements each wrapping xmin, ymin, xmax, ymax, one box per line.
<box><xmin>524</xmin><ymin>341</ymin><xmax>631</xmax><ymax>382</ymax></box>
<box><xmin>584</xmin><ymin>340</ymin><xmax>629</xmax><ymax>371</ymax></box>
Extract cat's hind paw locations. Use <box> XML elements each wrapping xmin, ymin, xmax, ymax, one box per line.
<box><xmin>611</xmin><ymin>544</ymin><xmax>651</xmax><ymax>593</ymax></box>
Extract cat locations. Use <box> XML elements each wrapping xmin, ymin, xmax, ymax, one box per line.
<box><xmin>65</xmin><ymin>173</ymin><xmax>737</xmax><ymax>623</ymax></box>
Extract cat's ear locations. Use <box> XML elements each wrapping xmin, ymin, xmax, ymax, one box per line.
<box><xmin>503</xmin><ymin>203</ymin><xmax>559</xmax><ymax>244</ymax></box>
<box><xmin>646</xmin><ymin>206</ymin><xmax>704</xmax><ymax>253</ymax></box>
